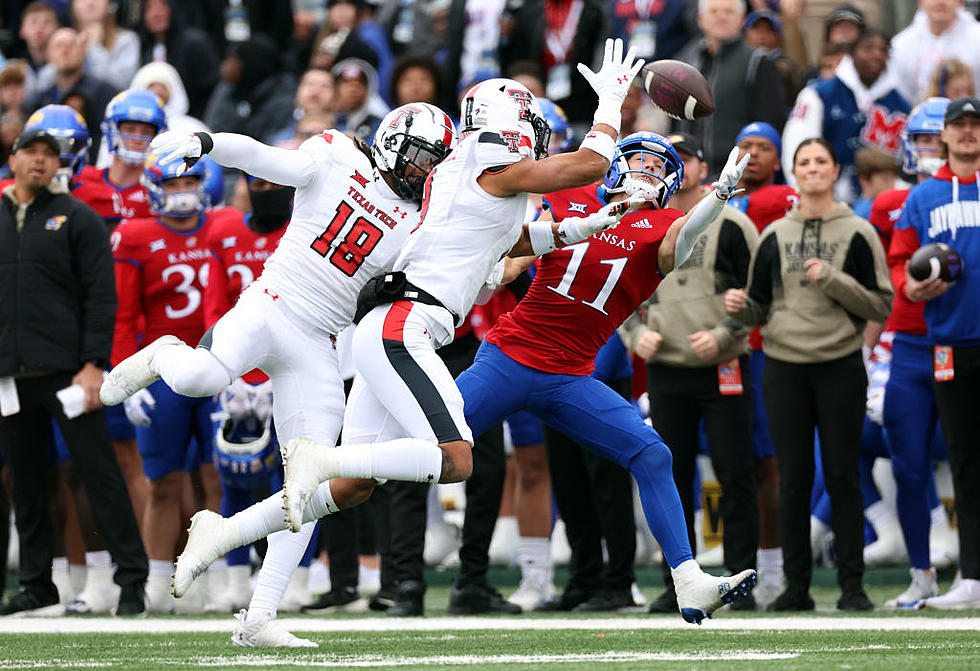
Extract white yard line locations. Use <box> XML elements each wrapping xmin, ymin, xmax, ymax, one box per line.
<box><xmin>1</xmin><ymin>615</ymin><xmax>979</xmax><ymax>634</ymax></box>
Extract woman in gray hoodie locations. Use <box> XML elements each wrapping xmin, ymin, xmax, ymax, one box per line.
<box><xmin>724</xmin><ymin>137</ymin><xmax>893</xmax><ymax>613</ymax></box>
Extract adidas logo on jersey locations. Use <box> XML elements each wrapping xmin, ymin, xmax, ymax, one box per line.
<box><xmin>632</xmin><ymin>219</ymin><xmax>653</xmax><ymax>228</ymax></box>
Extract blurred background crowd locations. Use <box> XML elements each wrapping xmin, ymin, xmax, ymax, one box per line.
<box><xmin>1</xmin><ymin>0</ymin><xmax>978</xmax><ymax>620</ymax></box>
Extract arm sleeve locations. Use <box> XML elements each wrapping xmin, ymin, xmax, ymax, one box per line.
<box><xmin>202</xmin><ymin>251</ymin><xmax>231</xmax><ymax>329</ymax></box>
<box><xmin>734</xmin><ymin>230</ymin><xmax>779</xmax><ymax>326</ymax></box>
<box><xmin>209</xmin><ymin>132</ymin><xmax>319</xmax><ymax>189</ymax></box>
<box><xmin>70</xmin><ymin>205</ymin><xmax>117</xmax><ymax>366</ymax></box>
<box><xmin>781</xmin><ymin>86</ymin><xmax>824</xmax><ymax>189</ymax></box>
<box><xmin>818</xmin><ymin>230</ymin><xmax>894</xmax><ymax>322</ymax></box>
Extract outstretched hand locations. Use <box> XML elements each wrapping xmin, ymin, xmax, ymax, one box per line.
<box><xmin>577</xmin><ymin>38</ymin><xmax>645</xmax><ymax>106</ymax></box>
<box><xmin>712</xmin><ymin>147</ymin><xmax>750</xmax><ymax>200</ymax></box>
<box><xmin>150</xmin><ymin>131</ymin><xmax>203</xmax><ymax>176</ymax></box>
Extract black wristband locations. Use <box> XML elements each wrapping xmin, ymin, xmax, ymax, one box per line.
<box><xmin>193</xmin><ymin>132</ymin><xmax>214</xmax><ymax>155</ymax></box>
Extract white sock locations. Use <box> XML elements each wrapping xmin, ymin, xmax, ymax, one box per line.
<box><xmin>931</xmin><ymin>505</ymin><xmax>952</xmax><ymax>530</ymax></box>
<box><xmin>307</xmin><ymin>481</ymin><xmax>340</xmax><ymax>521</ymax></box>
<box><xmin>68</xmin><ymin>564</ymin><xmax>87</xmax><ymax>595</ymax></box>
<box><xmin>210</xmin><ymin>557</ymin><xmax>228</xmax><ymax>573</ymax></box>
<box><xmin>333</xmin><ymin>438</ymin><xmax>443</xmax><ymax>482</ymax></box>
<box><xmin>86</xmin><ymin>550</ymin><xmax>112</xmax><ymax>569</ymax></box>
<box><xmin>865</xmin><ymin>500</ymin><xmax>897</xmax><ymax>528</ymax></box>
<box><xmin>517</xmin><ymin>536</ymin><xmax>552</xmax><ymax>585</ymax></box>
<box><xmin>149</xmin><ymin>559</ymin><xmax>174</xmax><ymax>576</ymax></box>
<box><xmin>246</xmin><ymin>521</ymin><xmax>316</xmax><ymax>621</ymax></box>
<box><xmin>757</xmin><ymin>548</ymin><xmax>782</xmax><ymax>581</ymax></box>
<box><xmin>226</xmin><ymin>564</ymin><xmax>252</xmax><ymax>592</ymax></box>
<box><xmin>153</xmin><ymin>343</ymin><xmax>232</xmax><ymax>397</ymax></box>
<box><xmin>235</xmin><ymin>485</ymin><xmax>338</xmax><ymax>546</ymax></box>
<box><xmin>52</xmin><ymin>557</ymin><xmax>72</xmax><ymax>603</ymax></box>
<box><xmin>810</xmin><ymin>515</ymin><xmax>830</xmax><ymax>537</ymax></box>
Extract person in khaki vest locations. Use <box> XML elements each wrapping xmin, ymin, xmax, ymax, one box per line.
<box><xmin>620</xmin><ymin>133</ymin><xmax>761</xmax><ymax>612</ymax></box>
<box><xmin>725</xmin><ymin>137</ymin><xmax>893</xmax><ymax>612</ymax></box>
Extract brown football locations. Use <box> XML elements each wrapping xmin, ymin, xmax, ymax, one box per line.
<box><xmin>641</xmin><ymin>60</ymin><xmax>714</xmax><ymax>121</ymax></box>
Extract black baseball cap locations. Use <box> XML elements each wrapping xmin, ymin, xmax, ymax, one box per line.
<box><xmin>666</xmin><ymin>132</ymin><xmax>703</xmax><ymax>160</ymax></box>
<box><xmin>944</xmin><ymin>97</ymin><xmax>980</xmax><ymax>124</ymax></box>
<box><xmin>12</xmin><ymin>128</ymin><xmax>61</xmax><ymax>154</ymax></box>
<box><xmin>825</xmin><ymin>3</ymin><xmax>865</xmax><ymax>31</ymax></box>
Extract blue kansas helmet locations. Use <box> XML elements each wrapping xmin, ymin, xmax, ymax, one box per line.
<box><xmin>24</xmin><ymin>105</ymin><xmax>90</xmax><ymax>180</ymax></box>
<box><xmin>602</xmin><ymin>132</ymin><xmax>684</xmax><ymax>209</ymax></box>
<box><xmin>199</xmin><ymin>154</ymin><xmax>224</xmax><ymax>207</ymax></box>
<box><xmin>142</xmin><ymin>152</ymin><xmax>210</xmax><ymax>217</ymax></box>
<box><xmin>902</xmin><ymin>97</ymin><xmax>950</xmax><ymax>175</ymax></box>
<box><xmin>102</xmin><ymin>88</ymin><xmax>167</xmax><ymax>166</ymax></box>
<box><xmin>538</xmin><ymin>98</ymin><xmax>574</xmax><ymax>154</ymax></box>
<box><xmin>212</xmin><ymin>412</ymin><xmax>280</xmax><ymax>490</ymax></box>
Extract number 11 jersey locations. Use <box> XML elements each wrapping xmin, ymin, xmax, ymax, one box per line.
<box><xmin>486</xmin><ymin>183</ymin><xmax>682</xmax><ymax>376</ymax></box>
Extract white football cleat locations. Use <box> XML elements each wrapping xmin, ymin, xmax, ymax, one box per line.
<box><xmin>280</xmin><ymin>438</ymin><xmax>337</xmax><ymax>533</ymax></box>
<box><xmin>508</xmin><ymin>575</ymin><xmax>556</xmax><ymax>612</ymax></box>
<box><xmin>65</xmin><ymin>581</ymin><xmax>120</xmax><ymax>615</ymax></box>
<box><xmin>173</xmin><ymin>510</ymin><xmax>243</xmax><ymax>598</ymax></box>
<box><xmin>885</xmin><ymin>568</ymin><xmax>939</xmax><ymax>609</ymax></box>
<box><xmin>145</xmin><ymin>574</ymin><xmax>175</xmax><ymax>614</ymax></box>
<box><xmin>922</xmin><ymin>578</ymin><xmax>980</xmax><ymax>611</ymax></box>
<box><xmin>232</xmin><ymin>609</ymin><xmax>318</xmax><ymax>648</ymax></box>
<box><xmin>672</xmin><ymin>560</ymin><xmax>757</xmax><ymax>624</ymax></box>
<box><xmin>100</xmin><ymin>335</ymin><xmax>182</xmax><ymax>405</ymax></box>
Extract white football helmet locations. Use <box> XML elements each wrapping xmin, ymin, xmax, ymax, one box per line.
<box><xmin>460</xmin><ymin>78</ymin><xmax>551</xmax><ymax>160</ymax></box>
<box><xmin>372</xmin><ymin>102</ymin><xmax>457</xmax><ymax>203</ymax></box>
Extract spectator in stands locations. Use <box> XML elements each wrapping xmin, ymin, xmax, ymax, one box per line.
<box><xmin>0</xmin><ymin>126</ymin><xmax>148</xmax><ymax>616</ymax></box>
<box><xmin>925</xmin><ymin>58</ymin><xmax>977</xmax><ymax>100</ymax></box>
<box><xmin>504</xmin><ymin>61</ymin><xmax>546</xmax><ymax>99</ymax></box>
<box><xmin>376</xmin><ymin>0</ymin><xmax>452</xmax><ymax>59</ymax></box>
<box><xmin>130</xmin><ymin>62</ymin><xmax>207</xmax><ymax>136</ymax></box>
<box><xmin>890</xmin><ymin>97</ymin><xmax>980</xmax><ymax>610</ymax></box>
<box><xmin>0</xmin><ymin>62</ymin><xmax>28</xmax><ymax>115</ymax></box>
<box><xmin>184</xmin><ymin>0</ymin><xmax>295</xmax><ymax>63</ymax></box>
<box><xmin>852</xmin><ymin>147</ymin><xmax>902</xmax><ymax>219</ymax></box>
<box><xmin>607</xmin><ymin>0</ymin><xmax>698</xmax><ymax>63</ymax></box>
<box><xmin>138</xmin><ymin>0</ymin><xmax>221</xmax><ymax>119</ymax></box>
<box><xmin>798</xmin><ymin>2</ymin><xmax>871</xmax><ymax>65</ymax></box>
<box><xmin>725</xmin><ymin>137</ymin><xmax>893</xmax><ymax>612</ymax></box>
<box><xmin>890</xmin><ymin>0</ymin><xmax>980</xmax><ymax>106</ymax></box>
<box><xmin>497</xmin><ymin>0</ymin><xmax>606</xmax><ymax>127</ymax></box>
<box><xmin>330</xmin><ymin>58</ymin><xmax>388</xmax><ymax>141</ymax></box>
<box><xmin>743</xmin><ymin>9</ymin><xmax>803</xmax><ymax>109</ymax></box>
<box><xmin>676</xmin><ymin>0</ymin><xmax>787</xmax><ymax>179</ymax></box>
<box><xmin>308</xmin><ymin>0</ymin><xmax>382</xmax><ymax>76</ymax></box>
<box><xmin>16</xmin><ymin>1</ymin><xmax>58</xmax><ymax>100</ymax></box>
<box><xmin>443</xmin><ymin>1</ymin><xmax>508</xmax><ymax>114</ymax></box>
<box><xmin>29</xmin><ymin>28</ymin><xmax>118</xmax><ymax>164</ymax></box>
<box><xmin>72</xmin><ymin>0</ymin><xmax>141</xmax><ymax>91</ymax></box>
<box><xmin>0</xmin><ymin>109</ymin><xmax>26</xmax><ymax>178</ymax></box>
<box><xmin>389</xmin><ymin>54</ymin><xmax>442</xmax><ymax>108</ymax></box>
<box><xmin>783</xmin><ymin>29</ymin><xmax>911</xmax><ymax>204</ymax></box>
<box><xmin>204</xmin><ymin>36</ymin><xmax>297</xmax><ymax>143</ymax></box>
<box><xmin>269</xmin><ymin>67</ymin><xmax>335</xmax><ymax>146</ymax></box>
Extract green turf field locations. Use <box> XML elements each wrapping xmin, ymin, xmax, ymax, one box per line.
<box><xmin>2</xmin><ymin>567</ymin><xmax>977</xmax><ymax>670</ymax></box>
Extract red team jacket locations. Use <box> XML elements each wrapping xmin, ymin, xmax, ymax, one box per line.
<box><xmin>74</xmin><ymin>166</ymin><xmax>153</xmax><ymax>226</ymax></box>
<box><xmin>110</xmin><ymin>214</ymin><xmax>214</xmax><ymax>365</ymax></box>
<box><xmin>203</xmin><ymin>207</ymin><xmax>286</xmax><ymax>383</ymax></box>
<box><xmin>487</xmin><ymin>183</ymin><xmax>679</xmax><ymax>376</ymax></box>
<box><xmin>870</xmin><ymin>187</ymin><xmax>927</xmax><ymax>336</ymax></box>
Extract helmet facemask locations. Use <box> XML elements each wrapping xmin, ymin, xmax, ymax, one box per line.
<box><xmin>381</xmin><ymin>116</ymin><xmax>452</xmax><ymax>203</ymax></box>
<box><xmin>605</xmin><ymin>136</ymin><xmax>684</xmax><ymax>209</ymax></box>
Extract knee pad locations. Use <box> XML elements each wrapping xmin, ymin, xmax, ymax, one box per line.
<box><xmin>629</xmin><ymin>439</ymin><xmax>673</xmax><ymax>481</ymax></box>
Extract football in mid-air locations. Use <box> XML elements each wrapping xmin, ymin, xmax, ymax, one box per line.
<box><xmin>909</xmin><ymin>242</ymin><xmax>963</xmax><ymax>282</ymax></box>
<box><xmin>641</xmin><ymin>60</ymin><xmax>714</xmax><ymax>121</ymax></box>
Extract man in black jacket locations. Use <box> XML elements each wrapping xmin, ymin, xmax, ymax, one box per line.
<box><xmin>0</xmin><ymin>128</ymin><xmax>147</xmax><ymax>616</ymax></box>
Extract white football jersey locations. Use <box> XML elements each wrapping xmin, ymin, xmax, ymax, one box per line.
<box><xmin>259</xmin><ymin>130</ymin><xmax>421</xmax><ymax>334</ymax></box>
<box><xmin>395</xmin><ymin>126</ymin><xmax>530</xmax><ymax>324</ymax></box>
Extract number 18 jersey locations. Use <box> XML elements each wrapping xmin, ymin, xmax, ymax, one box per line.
<box><xmin>487</xmin><ymin>184</ymin><xmax>681</xmax><ymax>376</ymax></box>
<box><xmin>258</xmin><ymin>130</ymin><xmax>421</xmax><ymax>335</ymax></box>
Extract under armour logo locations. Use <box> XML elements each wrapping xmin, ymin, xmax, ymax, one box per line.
<box><xmin>393</xmin><ymin>206</ymin><xmax>407</xmax><ymax>219</ymax></box>
<box><xmin>351</xmin><ymin>171</ymin><xmax>369</xmax><ymax>187</ymax></box>
<box><xmin>618</xmin><ymin>76</ymin><xmax>629</xmax><ymax>84</ymax></box>
<box><xmin>264</xmin><ymin>288</ymin><xmax>279</xmax><ymax>301</ymax></box>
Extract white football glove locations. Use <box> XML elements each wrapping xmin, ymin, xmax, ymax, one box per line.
<box><xmin>252</xmin><ymin>380</ymin><xmax>274</xmax><ymax>422</ymax></box>
<box><xmin>557</xmin><ymin>196</ymin><xmax>647</xmax><ymax>245</ymax></box>
<box><xmin>865</xmin><ymin>360</ymin><xmax>889</xmax><ymax>426</ymax></box>
<box><xmin>150</xmin><ymin>131</ymin><xmax>204</xmax><ymax>176</ymax></box>
<box><xmin>219</xmin><ymin>377</ymin><xmax>253</xmax><ymax>421</ymax></box>
<box><xmin>123</xmin><ymin>388</ymin><xmax>155</xmax><ymax>427</ymax></box>
<box><xmin>578</xmin><ymin>38</ymin><xmax>645</xmax><ymax>131</ymax></box>
<box><xmin>711</xmin><ymin>147</ymin><xmax>750</xmax><ymax>200</ymax></box>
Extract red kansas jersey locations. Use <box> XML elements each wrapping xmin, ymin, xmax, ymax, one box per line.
<box><xmin>203</xmin><ymin>207</ymin><xmax>286</xmax><ymax>328</ymax></box>
<box><xmin>869</xmin><ymin>188</ymin><xmax>926</xmax><ymax>335</ymax></box>
<box><xmin>110</xmin><ymin>215</ymin><xmax>214</xmax><ymax>364</ymax></box>
<box><xmin>74</xmin><ymin>165</ymin><xmax>152</xmax><ymax>227</ymax></box>
<box><xmin>487</xmin><ymin>184</ymin><xmax>680</xmax><ymax>376</ymax></box>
